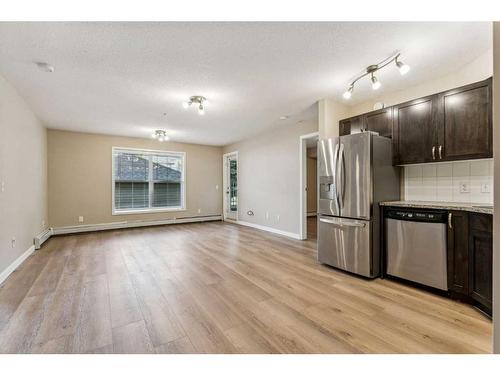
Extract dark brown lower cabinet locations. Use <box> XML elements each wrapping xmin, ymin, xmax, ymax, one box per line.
<box><xmin>448</xmin><ymin>211</ymin><xmax>492</xmax><ymax>315</ymax></box>
<box><xmin>447</xmin><ymin>211</ymin><xmax>469</xmax><ymax>295</ymax></box>
<box><xmin>468</xmin><ymin>214</ymin><xmax>493</xmax><ymax>312</ymax></box>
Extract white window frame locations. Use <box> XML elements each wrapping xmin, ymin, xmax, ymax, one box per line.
<box><xmin>112</xmin><ymin>147</ymin><xmax>186</xmax><ymax>215</ymax></box>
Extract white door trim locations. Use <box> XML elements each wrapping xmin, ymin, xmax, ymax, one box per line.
<box><xmin>223</xmin><ymin>151</ymin><xmax>239</xmax><ymax>221</ymax></box>
<box><xmin>299</xmin><ymin>132</ymin><xmax>319</xmax><ymax>240</ymax></box>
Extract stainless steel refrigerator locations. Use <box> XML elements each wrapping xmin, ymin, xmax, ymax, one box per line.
<box><xmin>317</xmin><ymin>132</ymin><xmax>400</xmax><ymax>278</ymax></box>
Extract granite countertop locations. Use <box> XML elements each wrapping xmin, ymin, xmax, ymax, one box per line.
<box><xmin>379</xmin><ymin>201</ymin><xmax>493</xmax><ymax>215</ymax></box>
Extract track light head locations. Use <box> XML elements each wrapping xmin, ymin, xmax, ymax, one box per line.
<box><xmin>343</xmin><ymin>86</ymin><xmax>353</xmax><ymax>100</ymax></box>
<box><xmin>396</xmin><ymin>58</ymin><xmax>410</xmax><ymax>75</ymax></box>
<box><xmin>371</xmin><ymin>74</ymin><xmax>381</xmax><ymax>90</ymax></box>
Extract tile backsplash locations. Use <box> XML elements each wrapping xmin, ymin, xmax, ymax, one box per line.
<box><xmin>404</xmin><ymin>159</ymin><xmax>493</xmax><ymax>204</ymax></box>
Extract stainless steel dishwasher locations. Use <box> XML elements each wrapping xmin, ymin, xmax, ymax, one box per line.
<box><xmin>385</xmin><ymin>208</ymin><xmax>448</xmax><ymax>290</ymax></box>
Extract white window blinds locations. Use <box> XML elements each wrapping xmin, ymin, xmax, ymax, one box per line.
<box><xmin>113</xmin><ymin>148</ymin><xmax>185</xmax><ymax>213</ymax></box>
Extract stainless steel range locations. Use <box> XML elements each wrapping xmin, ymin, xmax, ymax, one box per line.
<box><xmin>317</xmin><ymin>132</ymin><xmax>400</xmax><ymax>278</ymax></box>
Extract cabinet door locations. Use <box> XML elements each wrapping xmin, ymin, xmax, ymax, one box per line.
<box><xmin>468</xmin><ymin>214</ymin><xmax>493</xmax><ymax>312</ymax></box>
<box><xmin>437</xmin><ymin>78</ymin><xmax>492</xmax><ymax>161</ymax></box>
<box><xmin>339</xmin><ymin>116</ymin><xmax>364</xmax><ymax>136</ymax></box>
<box><xmin>365</xmin><ymin>107</ymin><xmax>393</xmax><ymax>138</ymax></box>
<box><xmin>393</xmin><ymin>96</ymin><xmax>438</xmax><ymax>165</ymax></box>
<box><xmin>447</xmin><ymin>211</ymin><xmax>469</xmax><ymax>295</ymax></box>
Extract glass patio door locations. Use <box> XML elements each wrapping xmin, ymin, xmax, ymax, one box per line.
<box><xmin>224</xmin><ymin>153</ymin><xmax>238</xmax><ymax>221</ymax></box>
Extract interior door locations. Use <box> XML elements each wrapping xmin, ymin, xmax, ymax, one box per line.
<box><xmin>338</xmin><ymin>133</ymin><xmax>371</xmax><ymax>220</ymax></box>
<box><xmin>224</xmin><ymin>153</ymin><xmax>238</xmax><ymax>221</ymax></box>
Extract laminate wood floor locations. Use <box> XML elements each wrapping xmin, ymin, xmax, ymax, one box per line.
<box><xmin>0</xmin><ymin>220</ymin><xmax>492</xmax><ymax>354</ymax></box>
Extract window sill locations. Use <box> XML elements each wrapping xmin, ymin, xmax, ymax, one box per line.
<box><xmin>112</xmin><ymin>207</ymin><xmax>186</xmax><ymax>216</ymax></box>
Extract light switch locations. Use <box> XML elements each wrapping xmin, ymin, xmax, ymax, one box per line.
<box><xmin>459</xmin><ymin>181</ymin><xmax>470</xmax><ymax>193</ymax></box>
<box><xmin>1</xmin><ymin>181</ymin><xmax>5</xmax><ymax>192</ymax></box>
<box><xmin>481</xmin><ymin>183</ymin><xmax>491</xmax><ymax>193</ymax></box>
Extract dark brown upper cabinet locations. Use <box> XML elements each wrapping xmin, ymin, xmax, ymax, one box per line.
<box><xmin>365</xmin><ymin>107</ymin><xmax>393</xmax><ymax>138</ymax></box>
<box><xmin>339</xmin><ymin>115</ymin><xmax>364</xmax><ymax>136</ymax></box>
<box><xmin>393</xmin><ymin>96</ymin><xmax>438</xmax><ymax>165</ymax></box>
<box><xmin>338</xmin><ymin>77</ymin><xmax>492</xmax><ymax>165</ymax></box>
<box><xmin>437</xmin><ymin>78</ymin><xmax>492</xmax><ymax>161</ymax></box>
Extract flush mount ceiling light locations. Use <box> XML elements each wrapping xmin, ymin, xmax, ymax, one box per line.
<box><xmin>151</xmin><ymin>130</ymin><xmax>169</xmax><ymax>142</ymax></box>
<box><xmin>182</xmin><ymin>95</ymin><xmax>208</xmax><ymax>115</ymax></box>
<box><xmin>35</xmin><ymin>61</ymin><xmax>54</xmax><ymax>73</ymax></box>
<box><xmin>342</xmin><ymin>53</ymin><xmax>410</xmax><ymax>100</ymax></box>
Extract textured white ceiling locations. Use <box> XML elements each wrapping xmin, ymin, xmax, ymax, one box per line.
<box><xmin>0</xmin><ymin>22</ymin><xmax>492</xmax><ymax>146</ymax></box>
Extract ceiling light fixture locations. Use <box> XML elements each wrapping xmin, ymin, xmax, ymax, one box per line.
<box><xmin>183</xmin><ymin>95</ymin><xmax>208</xmax><ymax>115</ymax></box>
<box><xmin>35</xmin><ymin>61</ymin><xmax>54</xmax><ymax>73</ymax></box>
<box><xmin>342</xmin><ymin>53</ymin><xmax>410</xmax><ymax>99</ymax></box>
<box><xmin>152</xmin><ymin>130</ymin><xmax>169</xmax><ymax>142</ymax></box>
<box><xmin>371</xmin><ymin>73</ymin><xmax>381</xmax><ymax>90</ymax></box>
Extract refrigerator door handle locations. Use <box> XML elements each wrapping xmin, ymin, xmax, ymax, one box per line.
<box><xmin>319</xmin><ymin>217</ymin><xmax>366</xmax><ymax>228</ymax></box>
<box><xmin>336</xmin><ymin>143</ymin><xmax>345</xmax><ymax>209</ymax></box>
<box><xmin>332</xmin><ymin>143</ymin><xmax>340</xmax><ymax>210</ymax></box>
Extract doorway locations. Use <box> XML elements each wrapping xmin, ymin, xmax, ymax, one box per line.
<box><xmin>299</xmin><ymin>132</ymin><xmax>319</xmax><ymax>240</ymax></box>
<box><xmin>223</xmin><ymin>151</ymin><xmax>238</xmax><ymax>221</ymax></box>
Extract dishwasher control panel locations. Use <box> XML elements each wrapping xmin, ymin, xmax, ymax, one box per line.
<box><xmin>385</xmin><ymin>209</ymin><xmax>447</xmax><ymax>223</ymax></box>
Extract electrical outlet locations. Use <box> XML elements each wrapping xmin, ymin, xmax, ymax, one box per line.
<box><xmin>1</xmin><ymin>181</ymin><xmax>4</xmax><ymax>192</ymax></box>
<box><xmin>481</xmin><ymin>183</ymin><xmax>491</xmax><ymax>193</ymax></box>
<box><xmin>42</xmin><ymin>220</ymin><xmax>46</xmax><ymax>227</ymax></box>
<box><xmin>197</xmin><ymin>208</ymin><xmax>201</xmax><ymax>214</ymax></box>
<box><xmin>78</xmin><ymin>216</ymin><xmax>84</xmax><ymax>223</ymax></box>
<box><xmin>11</xmin><ymin>237</ymin><xmax>16</xmax><ymax>248</ymax></box>
<box><xmin>459</xmin><ymin>181</ymin><xmax>470</xmax><ymax>193</ymax></box>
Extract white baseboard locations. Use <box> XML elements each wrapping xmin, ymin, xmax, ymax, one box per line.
<box><xmin>0</xmin><ymin>245</ymin><xmax>35</xmax><ymax>286</ymax></box>
<box><xmin>307</xmin><ymin>212</ymin><xmax>317</xmax><ymax>217</ymax></box>
<box><xmin>235</xmin><ymin>220</ymin><xmax>301</xmax><ymax>240</ymax></box>
<box><xmin>52</xmin><ymin>215</ymin><xmax>222</xmax><ymax>235</ymax></box>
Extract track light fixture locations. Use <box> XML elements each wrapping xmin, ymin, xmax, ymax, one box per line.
<box><xmin>183</xmin><ymin>95</ymin><xmax>208</xmax><ymax>115</ymax></box>
<box><xmin>342</xmin><ymin>53</ymin><xmax>410</xmax><ymax>99</ymax></box>
<box><xmin>151</xmin><ymin>130</ymin><xmax>169</xmax><ymax>142</ymax></box>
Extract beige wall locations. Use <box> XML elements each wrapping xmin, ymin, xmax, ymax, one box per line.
<box><xmin>223</xmin><ymin>120</ymin><xmax>318</xmax><ymax>235</ymax></box>
<box><xmin>492</xmin><ymin>22</ymin><xmax>499</xmax><ymax>354</ymax></box>
<box><xmin>47</xmin><ymin>130</ymin><xmax>223</xmax><ymax>227</ymax></box>
<box><xmin>306</xmin><ymin>156</ymin><xmax>317</xmax><ymax>213</ymax></box>
<box><xmin>318</xmin><ymin>98</ymin><xmax>349</xmax><ymax>140</ymax></box>
<box><xmin>0</xmin><ymin>75</ymin><xmax>47</xmax><ymax>275</ymax></box>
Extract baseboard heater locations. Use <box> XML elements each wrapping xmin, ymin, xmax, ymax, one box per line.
<box><xmin>34</xmin><ymin>228</ymin><xmax>53</xmax><ymax>249</ymax></box>
<box><xmin>51</xmin><ymin>215</ymin><xmax>223</xmax><ymax>235</ymax></box>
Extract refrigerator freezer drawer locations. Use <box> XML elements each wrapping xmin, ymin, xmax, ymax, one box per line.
<box><xmin>317</xmin><ymin>216</ymin><xmax>374</xmax><ymax>278</ymax></box>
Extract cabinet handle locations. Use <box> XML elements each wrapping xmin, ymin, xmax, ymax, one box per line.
<box><xmin>432</xmin><ymin>146</ymin><xmax>436</xmax><ymax>160</ymax></box>
<box><xmin>439</xmin><ymin>145</ymin><xmax>443</xmax><ymax>159</ymax></box>
<box><xmin>448</xmin><ymin>213</ymin><xmax>453</xmax><ymax>229</ymax></box>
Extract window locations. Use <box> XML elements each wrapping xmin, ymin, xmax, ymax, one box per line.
<box><xmin>112</xmin><ymin>148</ymin><xmax>185</xmax><ymax>214</ymax></box>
